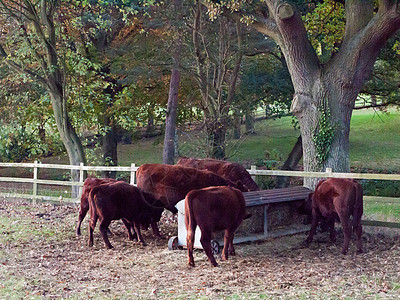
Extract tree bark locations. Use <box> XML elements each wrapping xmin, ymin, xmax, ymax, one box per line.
<box><xmin>48</xmin><ymin>90</ymin><xmax>86</xmax><ymax>196</ymax></box>
<box><xmin>163</xmin><ymin>0</ymin><xmax>182</xmax><ymax>165</ymax></box>
<box><xmin>245</xmin><ymin>112</ymin><xmax>255</xmax><ymax>134</ymax></box>
<box><xmin>276</xmin><ymin>135</ymin><xmax>302</xmax><ymax>188</ymax></box>
<box><xmin>163</xmin><ymin>67</ymin><xmax>180</xmax><ymax>164</ymax></box>
<box><xmin>101</xmin><ymin>122</ymin><xmax>118</xmax><ymax>178</ymax></box>
<box><xmin>233</xmin><ymin>114</ymin><xmax>241</xmax><ymax>139</ymax></box>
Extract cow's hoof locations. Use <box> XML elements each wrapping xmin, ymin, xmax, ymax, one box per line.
<box><xmin>341</xmin><ymin>249</ymin><xmax>347</xmax><ymax>255</ymax></box>
<box><xmin>305</xmin><ymin>238</ymin><xmax>312</xmax><ymax>244</ymax></box>
<box><xmin>356</xmin><ymin>249</ymin><xmax>363</xmax><ymax>255</ymax></box>
<box><xmin>188</xmin><ymin>261</ymin><xmax>195</xmax><ymax>267</ymax></box>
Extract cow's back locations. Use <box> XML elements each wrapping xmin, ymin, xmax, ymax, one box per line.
<box><xmin>177</xmin><ymin>157</ymin><xmax>259</xmax><ymax>191</ymax></box>
<box><xmin>186</xmin><ymin>186</ymin><xmax>246</xmax><ymax>231</ymax></box>
<box><xmin>136</xmin><ymin>164</ymin><xmax>241</xmax><ymax>208</ymax></box>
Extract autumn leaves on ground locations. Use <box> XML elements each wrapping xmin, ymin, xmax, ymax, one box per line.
<box><xmin>0</xmin><ymin>199</ymin><xmax>399</xmax><ymax>299</ymax></box>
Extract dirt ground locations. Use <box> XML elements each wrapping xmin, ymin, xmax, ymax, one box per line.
<box><xmin>0</xmin><ymin>198</ymin><xmax>399</xmax><ymax>299</ymax></box>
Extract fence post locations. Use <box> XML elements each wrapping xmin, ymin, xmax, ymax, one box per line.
<box><xmin>130</xmin><ymin>163</ymin><xmax>136</xmax><ymax>185</ymax></box>
<box><xmin>32</xmin><ymin>160</ymin><xmax>38</xmax><ymax>204</ymax></box>
<box><xmin>78</xmin><ymin>162</ymin><xmax>84</xmax><ymax>200</ymax></box>
<box><xmin>251</xmin><ymin>165</ymin><xmax>257</xmax><ymax>182</ymax></box>
<box><xmin>326</xmin><ymin>168</ymin><xmax>333</xmax><ymax>177</ymax></box>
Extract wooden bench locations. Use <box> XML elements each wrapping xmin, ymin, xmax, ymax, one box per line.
<box><xmin>232</xmin><ymin>186</ymin><xmax>312</xmax><ymax>244</ymax></box>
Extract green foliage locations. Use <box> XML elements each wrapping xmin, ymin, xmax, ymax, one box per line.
<box><xmin>237</xmin><ymin>54</ymin><xmax>293</xmax><ymax>117</ymax></box>
<box><xmin>0</xmin><ymin>123</ymin><xmax>63</xmax><ymax>163</ymax></box>
<box><xmin>360</xmin><ymin>180</ymin><xmax>400</xmax><ymax>197</ymax></box>
<box><xmin>312</xmin><ymin>104</ymin><xmax>336</xmax><ymax>166</ymax></box>
<box><xmin>303</xmin><ymin>0</ymin><xmax>345</xmax><ymax>60</ymax></box>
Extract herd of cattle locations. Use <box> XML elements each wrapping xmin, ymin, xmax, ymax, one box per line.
<box><xmin>75</xmin><ymin>158</ymin><xmax>364</xmax><ymax>267</ymax></box>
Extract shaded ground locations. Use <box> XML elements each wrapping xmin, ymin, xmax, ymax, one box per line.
<box><xmin>0</xmin><ymin>198</ymin><xmax>399</xmax><ymax>299</ymax></box>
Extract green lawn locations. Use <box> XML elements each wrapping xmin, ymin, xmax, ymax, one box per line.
<box><xmin>114</xmin><ymin>108</ymin><xmax>400</xmax><ymax>173</ymax></box>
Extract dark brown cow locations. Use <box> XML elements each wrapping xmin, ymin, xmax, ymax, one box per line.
<box><xmin>177</xmin><ymin>157</ymin><xmax>260</xmax><ymax>191</ymax></box>
<box><xmin>185</xmin><ymin>186</ymin><xmax>251</xmax><ymax>267</ymax></box>
<box><xmin>306</xmin><ymin>178</ymin><xmax>363</xmax><ymax>254</ymax></box>
<box><xmin>136</xmin><ymin>163</ymin><xmax>249</xmax><ymax>211</ymax></box>
<box><xmin>88</xmin><ymin>181</ymin><xmax>164</xmax><ymax>249</ymax></box>
<box><xmin>76</xmin><ymin>177</ymin><xmax>117</xmax><ymax>236</ymax></box>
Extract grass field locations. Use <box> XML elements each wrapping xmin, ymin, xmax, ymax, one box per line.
<box><xmin>116</xmin><ymin>108</ymin><xmax>400</xmax><ymax>172</ymax></box>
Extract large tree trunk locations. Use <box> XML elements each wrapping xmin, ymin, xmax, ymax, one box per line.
<box><xmin>163</xmin><ymin>0</ymin><xmax>182</xmax><ymax>165</ymax></box>
<box><xmin>233</xmin><ymin>114</ymin><xmax>241</xmax><ymax>139</ymax></box>
<box><xmin>206</xmin><ymin>0</ymin><xmax>400</xmax><ymax>188</ymax></box>
<box><xmin>208</xmin><ymin>122</ymin><xmax>226</xmax><ymax>159</ymax></box>
<box><xmin>245</xmin><ymin>111</ymin><xmax>255</xmax><ymax>135</ymax></box>
<box><xmin>49</xmin><ymin>90</ymin><xmax>86</xmax><ymax>196</ymax></box>
<box><xmin>266</xmin><ymin>1</ymin><xmax>400</xmax><ymax>189</ymax></box>
<box><xmin>163</xmin><ymin>67</ymin><xmax>180</xmax><ymax>164</ymax></box>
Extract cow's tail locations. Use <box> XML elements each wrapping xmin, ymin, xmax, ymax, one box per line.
<box><xmin>184</xmin><ymin>192</ymin><xmax>197</xmax><ymax>237</ymax></box>
<box><xmin>352</xmin><ymin>182</ymin><xmax>363</xmax><ymax>233</ymax></box>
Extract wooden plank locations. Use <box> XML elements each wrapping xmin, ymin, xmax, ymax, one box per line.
<box><xmin>361</xmin><ymin>220</ymin><xmax>400</xmax><ymax>229</ymax></box>
<box><xmin>363</xmin><ymin>196</ymin><xmax>400</xmax><ymax>204</ymax></box>
<box><xmin>244</xmin><ymin>187</ymin><xmax>311</xmax><ymax>206</ymax></box>
<box><xmin>247</xmin><ymin>169</ymin><xmax>400</xmax><ymax>181</ymax></box>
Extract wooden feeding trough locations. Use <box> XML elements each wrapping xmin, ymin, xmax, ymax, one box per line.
<box><xmin>168</xmin><ymin>186</ymin><xmax>312</xmax><ymax>253</ymax></box>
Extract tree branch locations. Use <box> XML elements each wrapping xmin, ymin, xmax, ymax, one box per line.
<box><xmin>0</xmin><ymin>43</ymin><xmax>48</xmax><ymax>86</ymax></box>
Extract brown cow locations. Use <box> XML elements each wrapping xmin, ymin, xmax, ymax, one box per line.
<box><xmin>185</xmin><ymin>186</ymin><xmax>250</xmax><ymax>267</ymax></box>
<box><xmin>177</xmin><ymin>157</ymin><xmax>260</xmax><ymax>191</ymax></box>
<box><xmin>76</xmin><ymin>177</ymin><xmax>116</xmax><ymax>236</ymax></box>
<box><xmin>88</xmin><ymin>181</ymin><xmax>164</xmax><ymax>249</ymax></box>
<box><xmin>306</xmin><ymin>178</ymin><xmax>363</xmax><ymax>254</ymax></box>
<box><xmin>136</xmin><ymin>163</ymin><xmax>249</xmax><ymax>211</ymax></box>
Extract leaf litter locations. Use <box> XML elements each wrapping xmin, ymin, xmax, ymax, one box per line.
<box><xmin>0</xmin><ymin>198</ymin><xmax>399</xmax><ymax>299</ymax></box>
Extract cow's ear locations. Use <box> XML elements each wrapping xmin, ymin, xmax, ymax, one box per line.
<box><xmin>236</xmin><ymin>180</ymin><xmax>249</xmax><ymax>192</ymax></box>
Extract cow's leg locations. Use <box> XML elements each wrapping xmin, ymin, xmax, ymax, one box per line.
<box><xmin>339</xmin><ymin>214</ymin><xmax>351</xmax><ymax>255</ymax></box>
<box><xmin>151</xmin><ymin>221</ymin><xmax>162</xmax><ymax>238</ymax></box>
<box><xmin>76</xmin><ymin>201</ymin><xmax>89</xmax><ymax>236</ymax></box>
<box><xmin>328</xmin><ymin>216</ymin><xmax>336</xmax><ymax>243</ymax></box>
<box><xmin>122</xmin><ymin>218</ymin><xmax>137</xmax><ymax>241</ymax></box>
<box><xmin>200</xmin><ymin>230</ymin><xmax>218</xmax><ymax>267</ymax></box>
<box><xmin>223</xmin><ymin>229</ymin><xmax>235</xmax><ymax>260</ymax></box>
<box><xmin>355</xmin><ymin>221</ymin><xmax>363</xmax><ymax>254</ymax></box>
<box><xmin>132</xmin><ymin>220</ymin><xmax>146</xmax><ymax>246</ymax></box>
<box><xmin>186</xmin><ymin>217</ymin><xmax>197</xmax><ymax>267</ymax></box>
<box><xmin>88</xmin><ymin>214</ymin><xmax>97</xmax><ymax>247</ymax></box>
<box><xmin>306</xmin><ymin>210</ymin><xmax>318</xmax><ymax>243</ymax></box>
<box><xmin>99</xmin><ymin>219</ymin><xmax>113</xmax><ymax>249</ymax></box>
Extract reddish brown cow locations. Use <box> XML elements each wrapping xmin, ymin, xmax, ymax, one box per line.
<box><xmin>306</xmin><ymin>178</ymin><xmax>363</xmax><ymax>254</ymax></box>
<box><xmin>136</xmin><ymin>163</ymin><xmax>249</xmax><ymax>211</ymax></box>
<box><xmin>177</xmin><ymin>157</ymin><xmax>260</xmax><ymax>191</ymax></box>
<box><xmin>76</xmin><ymin>177</ymin><xmax>117</xmax><ymax>236</ymax></box>
<box><xmin>88</xmin><ymin>181</ymin><xmax>164</xmax><ymax>249</ymax></box>
<box><xmin>185</xmin><ymin>186</ymin><xmax>251</xmax><ymax>267</ymax></box>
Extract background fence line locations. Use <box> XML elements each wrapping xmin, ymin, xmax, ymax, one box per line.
<box><xmin>1</xmin><ymin>161</ymin><xmax>400</xmax><ymax>201</ymax></box>
<box><xmin>0</xmin><ymin>161</ymin><xmax>399</xmax><ymax>229</ymax></box>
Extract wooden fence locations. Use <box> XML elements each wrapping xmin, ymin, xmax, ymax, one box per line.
<box><xmin>0</xmin><ymin>161</ymin><xmax>399</xmax><ymax>229</ymax></box>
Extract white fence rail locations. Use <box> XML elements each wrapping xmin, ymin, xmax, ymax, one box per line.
<box><xmin>1</xmin><ymin>161</ymin><xmax>400</xmax><ymax>203</ymax></box>
<box><xmin>1</xmin><ymin>161</ymin><xmax>399</xmax><ymax>228</ymax></box>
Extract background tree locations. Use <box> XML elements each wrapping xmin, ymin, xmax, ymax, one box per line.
<box><xmin>0</xmin><ymin>0</ymin><xmax>86</xmax><ymax>193</ymax></box>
